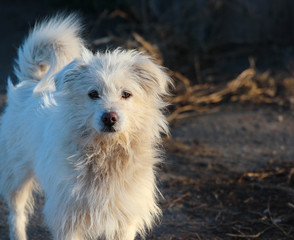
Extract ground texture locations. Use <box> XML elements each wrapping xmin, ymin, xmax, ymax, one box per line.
<box><xmin>0</xmin><ymin>1</ymin><xmax>293</xmax><ymax>240</ymax></box>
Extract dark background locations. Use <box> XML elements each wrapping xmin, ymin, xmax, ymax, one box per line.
<box><xmin>2</xmin><ymin>0</ymin><xmax>294</xmax><ymax>85</ymax></box>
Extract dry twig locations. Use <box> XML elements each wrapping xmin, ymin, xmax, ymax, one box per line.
<box><xmin>179</xmin><ymin>229</ymin><xmax>202</xmax><ymax>240</ymax></box>
<box><xmin>267</xmin><ymin>197</ymin><xmax>290</xmax><ymax>237</ymax></box>
<box><xmin>241</xmin><ymin>168</ymin><xmax>286</xmax><ymax>181</ymax></box>
<box><xmin>287</xmin><ymin>168</ymin><xmax>294</xmax><ymax>184</ymax></box>
<box><xmin>162</xmin><ymin>192</ymin><xmax>191</xmax><ymax>208</ymax></box>
<box><xmin>167</xmin><ymin>68</ymin><xmax>258</xmax><ymax>122</ymax></box>
<box><xmin>251</xmin><ymin>183</ymin><xmax>294</xmax><ymax>196</ymax></box>
<box><xmin>226</xmin><ymin>227</ymin><xmax>271</xmax><ymax>238</ymax></box>
<box><xmin>132</xmin><ymin>32</ymin><xmax>162</xmax><ymax>64</ymax></box>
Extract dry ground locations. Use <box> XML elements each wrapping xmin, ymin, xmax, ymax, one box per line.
<box><xmin>157</xmin><ymin>104</ymin><xmax>294</xmax><ymax>240</ymax></box>
<box><xmin>0</xmin><ymin>104</ymin><xmax>293</xmax><ymax>240</ymax></box>
<box><xmin>0</xmin><ymin>1</ymin><xmax>294</xmax><ymax>240</ymax></box>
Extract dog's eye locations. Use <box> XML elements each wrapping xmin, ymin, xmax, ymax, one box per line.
<box><xmin>122</xmin><ymin>91</ymin><xmax>132</xmax><ymax>99</ymax></box>
<box><xmin>88</xmin><ymin>90</ymin><xmax>100</xmax><ymax>100</ymax></box>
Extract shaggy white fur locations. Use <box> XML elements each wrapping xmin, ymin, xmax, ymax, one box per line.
<box><xmin>0</xmin><ymin>14</ymin><xmax>172</xmax><ymax>240</ymax></box>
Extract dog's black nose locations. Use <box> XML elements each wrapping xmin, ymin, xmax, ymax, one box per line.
<box><xmin>102</xmin><ymin>112</ymin><xmax>118</xmax><ymax>127</ymax></box>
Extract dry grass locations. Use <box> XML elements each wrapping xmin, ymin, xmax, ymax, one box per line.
<box><xmin>119</xmin><ymin>33</ymin><xmax>292</xmax><ymax>123</ymax></box>
<box><xmin>89</xmin><ymin>4</ymin><xmax>294</xmax><ymax>124</ymax></box>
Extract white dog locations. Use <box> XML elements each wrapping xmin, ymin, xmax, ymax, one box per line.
<box><xmin>0</xmin><ymin>14</ymin><xmax>172</xmax><ymax>240</ymax></box>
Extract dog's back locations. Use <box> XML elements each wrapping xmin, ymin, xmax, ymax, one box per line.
<box><xmin>0</xmin><ymin>14</ymin><xmax>85</xmax><ymax>240</ymax></box>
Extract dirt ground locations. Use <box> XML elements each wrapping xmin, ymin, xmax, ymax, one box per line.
<box><xmin>0</xmin><ymin>1</ymin><xmax>294</xmax><ymax>240</ymax></box>
<box><xmin>158</xmin><ymin>105</ymin><xmax>294</xmax><ymax>240</ymax></box>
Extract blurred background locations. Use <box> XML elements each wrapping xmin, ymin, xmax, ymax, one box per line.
<box><xmin>0</xmin><ymin>0</ymin><xmax>294</xmax><ymax>239</ymax></box>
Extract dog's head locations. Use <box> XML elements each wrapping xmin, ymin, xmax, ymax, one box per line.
<box><xmin>53</xmin><ymin>49</ymin><xmax>172</xmax><ymax>143</ymax></box>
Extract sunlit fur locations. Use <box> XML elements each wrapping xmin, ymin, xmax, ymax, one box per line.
<box><xmin>0</xmin><ymin>14</ymin><xmax>172</xmax><ymax>240</ymax></box>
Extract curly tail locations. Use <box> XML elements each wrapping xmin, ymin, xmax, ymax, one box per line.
<box><xmin>14</xmin><ymin>13</ymin><xmax>84</xmax><ymax>85</ymax></box>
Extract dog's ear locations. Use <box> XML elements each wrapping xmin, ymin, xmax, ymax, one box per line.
<box><xmin>133</xmin><ymin>54</ymin><xmax>173</xmax><ymax>96</ymax></box>
<box><xmin>54</xmin><ymin>58</ymin><xmax>87</xmax><ymax>90</ymax></box>
<box><xmin>54</xmin><ymin>48</ymin><xmax>92</xmax><ymax>90</ymax></box>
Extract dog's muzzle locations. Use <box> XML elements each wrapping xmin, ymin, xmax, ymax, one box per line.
<box><xmin>101</xmin><ymin>112</ymin><xmax>118</xmax><ymax>132</ymax></box>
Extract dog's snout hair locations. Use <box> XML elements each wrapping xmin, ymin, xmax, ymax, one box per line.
<box><xmin>0</xmin><ymin>13</ymin><xmax>172</xmax><ymax>240</ymax></box>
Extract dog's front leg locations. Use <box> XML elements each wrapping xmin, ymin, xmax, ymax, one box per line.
<box><xmin>50</xmin><ymin>226</ymin><xmax>85</xmax><ymax>240</ymax></box>
<box><xmin>43</xmin><ymin>200</ymin><xmax>85</xmax><ymax>240</ymax></box>
<box><xmin>8</xmin><ymin>177</ymin><xmax>35</xmax><ymax>240</ymax></box>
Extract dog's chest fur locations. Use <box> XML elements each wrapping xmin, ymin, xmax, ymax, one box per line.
<box><xmin>67</xmin><ymin>135</ymin><xmax>157</xmax><ymax>235</ymax></box>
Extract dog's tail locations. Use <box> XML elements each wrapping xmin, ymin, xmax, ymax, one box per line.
<box><xmin>14</xmin><ymin>13</ymin><xmax>84</xmax><ymax>85</ymax></box>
